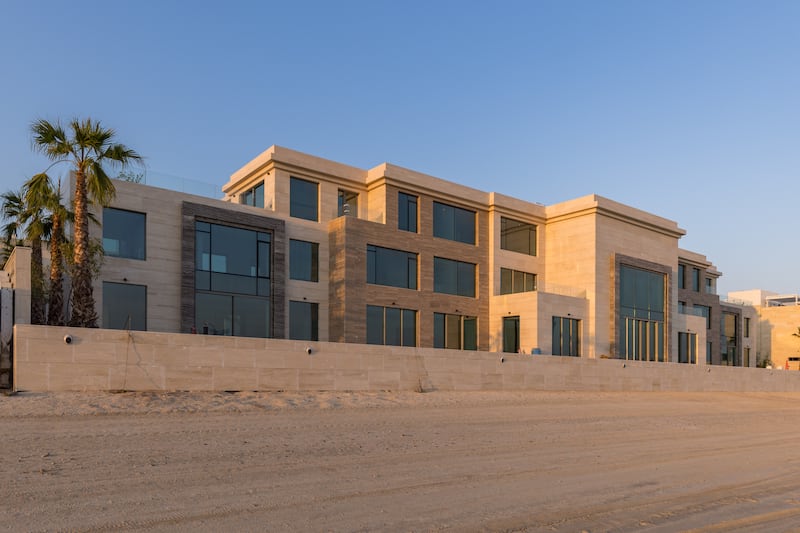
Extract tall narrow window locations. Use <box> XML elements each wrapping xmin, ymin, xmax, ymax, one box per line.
<box><xmin>502</xmin><ymin>316</ymin><xmax>520</xmax><ymax>353</ymax></box>
<box><xmin>678</xmin><ymin>332</ymin><xmax>697</xmax><ymax>364</ymax></box>
<box><xmin>692</xmin><ymin>268</ymin><xmax>701</xmax><ymax>292</ymax></box>
<box><xmin>289</xmin><ymin>301</ymin><xmax>318</xmax><ymax>341</ymax></box>
<box><xmin>398</xmin><ymin>192</ymin><xmax>418</xmax><ymax>233</ymax></box>
<box><xmin>338</xmin><ymin>189</ymin><xmax>358</xmax><ymax>217</ymax></box>
<box><xmin>500</xmin><ymin>217</ymin><xmax>536</xmax><ymax>256</ymax></box>
<box><xmin>290</xmin><ymin>177</ymin><xmax>319</xmax><ymax>221</ymax></box>
<box><xmin>103</xmin><ymin>207</ymin><xmax>146</xmax><ymax>260</ymax></box>
<box><xmin>618</xmin><ymin>265</ymin><xmax>666</xmax><ymax>362</ymax></box>
<box><xmin>744</xmin><ymin>317</ymin><xmax>751</xmax><ymax>338</ymax></box>
<box><xmin>433</xmin><ymin>201</ymin><xmax>475</xmax><ymax>244</ymax></box>
<box><xmin>103</xmin><ymin>282</ymin><xmax>146</xmax><ymax>330</ymax></box>
<box><xmin>678</xmin><ymin>264</ymin><xmax>686</xmax><ymax>289</ymax></box>
<box><xmin>290</xmin><ymin>240</ymin><xmax>319</xmax><ymax>282</ymax></box>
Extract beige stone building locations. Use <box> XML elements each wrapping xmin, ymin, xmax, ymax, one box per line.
<box><xmin>92</xmin><ymin>145</ymin><xmax>749</xmax><ymax>364</ymax></box>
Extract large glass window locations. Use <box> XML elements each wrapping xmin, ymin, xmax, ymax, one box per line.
<box><xmin>500</xmin><ymin>268</ymin><xmax>536</xmax><ymax>294</ymax></box>
<box><xmin>500</xmin><ymin>217</ymin><xmax>536</xmax><ymax>256</ymax></box>
<box><xmin>552</xmin><ymin>316</ymin><xmax>580</xmax><ymax>356</ymax></box>
<box><xmin>103</xmin><ymin>207</ymin><xmax>145</xmax><ymax>260</ymax></box>
<box><xmin>195</xmin><ymin>221</ymin><xmax>271</xmax><ymax>337</ymax></box>
<box><xmin>398</xmin><ymin>192</ymin><xmax>418</xmax><ymax>233</ymax></box>
<box><xmin>103</xmin><ymin>282</ymin><xmax>146</xmax><ymax>330</ymax></box>
<box><xmin>290</xmin><ymin>301</ymin><xmax>319</xmax><ymax>341</ymax></box>
<box><xmin>367</xmin><ymin>245</ymin><xmax>417</xmax><ymax>289</ymax></box>
<box><xmin>366</xmin><ymin>305</ymin><xmax>416</xmax><ymax>346</ymax></box>
<box><xmin>338</xmin><ymin>189</ymin><xmax>358</xmax><ymax>217</ymax></box>
<box><xmin>678</xmin><ymin>332</ymin><xmax>697</xmax><ymax>364</ymax></box>
<box><xmin>240</xmin><ymin>182</ymin><xmax>264</xmax><ymax>208</ymax></box>
<box><xmin>433</xmin><ymin>313</ymin><xmax>477</xmax><ymax>350</ymax></box>
<box><xmin>290</xmin><ymin>177</ymin><xmax>319</xmax><ymax>221</ymax></box>
<box><xmin>618</xmin><ymin>265</ymin><xmax>666</xmax><ymax>362</ymax></box>
<box><xmin>503</xmin><ymin>316</ymin><xmax>520</xmax><ymax>353</ymax></box>
<box><xmin>434</xmin><ymin>257</ymin><xmax>475</xmax><ymax>297</ymax></box>
<box><xmin>290</xmin><ymin>240</ymin><xmax>319</xmax><ymax>282</ymax></box>
<box><xmin>433</xmin><ymin>201</ymin><xmax>475</xmax><ymax>244</ymax></box>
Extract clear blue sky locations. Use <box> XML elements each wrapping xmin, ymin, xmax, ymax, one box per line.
<box><xmin>2</xmin><ymin>1</ymin><xmax>799</xmax><ymax>297</ymax></box>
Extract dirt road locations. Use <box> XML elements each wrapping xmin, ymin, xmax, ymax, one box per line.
<box><xmin>2</xmin><ymin>391</ymin><xmax>800</xmax><ymax>532</ymax></box>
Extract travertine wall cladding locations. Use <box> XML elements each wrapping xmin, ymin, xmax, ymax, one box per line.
<box><xmin>14</xmin><ymin>325</ymin><xmax>800</xmax><ymax>393</ymax></box>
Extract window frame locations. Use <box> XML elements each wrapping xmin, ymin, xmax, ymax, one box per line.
<box><xmin>289</xmin><ymin>239</ymin><xmax>319</xmax><ymax>282</ymax></box>
<box><xmin>289</xmin><ymin>300</ymin><xmax>319</xmax><ymax>341</ymax></box>
<box><xmin>433</xmin><ymin>313</ymin><xmax>478</xmax><ymax>350</ymax></box>
<box><xmin>366</xmin><ymin>305</ymin><xmax>417</xmax><ymax>346</ymax></box>
<box><xmin>290</xmin><ymin>176</ymin><xmax>319</xmax><ymax>222</ymax></box>
<box><xmin>103</xmin><ymin>207</ymin><xmax>146</xmax><ymax>260</ymax></box>
<box><xmin>433</xmin><ymin>201</ymin><xmax>475</xmax><ymax>244</ymax></box>
<box><xmin>366</xmin><ymin>244</ymin><xmax>417</xmax><ymax>290</ymax></box>
<box><xmin>102</xmin><ymin>281</ymin><xmax>147</xmax><ymax>331</ymax></box>
<box><xmin>500</xmin><ymin>217</ymin><xmax>537</xmax><ymax>256</ymax></box>
<box><xmin>433</xmin><ymin>257</ymin><xmax>476</xmax><ymax>297</ymax></box>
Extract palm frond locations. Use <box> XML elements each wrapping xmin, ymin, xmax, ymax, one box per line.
<box><xmin>88</xmin><ymin>160</ymin><xmax>117</xmax><ymax>206</ymax></box>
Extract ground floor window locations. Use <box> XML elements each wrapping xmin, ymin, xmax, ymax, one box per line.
<box><xmin>103</xmin><ymin>282</ymin><xmax>146</xmax><ymax>330</ymax></box>
<box><xmin>195</xmin><ymin>292</ymin><xmax>270</xmax><ymax>337</ymax></box>
<box><xmin>433</xmin><ymin>313</ymin><xmax>477</xmax><ymax>350</ymax></box>
<box><xmin>620</xmin><ymin>318</ymin><xmax>665</xmax><ymax>362</ymax></box>
<box><xmin>707</xmin><ymin>341</ymin><xmax>713</xmax><ymax>364</ymax></box>
<box><xmin>290</xmin><ymin>301</ymin><xmax>318</xmax><ymax>341</ymax></box>
<box><xmin>366</xmin><ymin>305</ymin><xmax>416</xmax><ymax>346</ymax></box>
<box><xmin>678</xmin><ymin>332</ymin><xmax>697</xmax><ymax>364</ymax></box>
<box><xmin>502</xmin><ymin>316</ymin><xmax>520</xmax><ymax>353</ymax></box>
<box><xmin>552</xmin><ymin>316</ymin><xmax>580</xmax><ymax>356</ymax></box>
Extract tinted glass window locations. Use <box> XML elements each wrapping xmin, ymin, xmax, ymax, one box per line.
<box><xmin>367</xmin><ymin>245</ymin><xmax>417</xmax><ymax>289</ymax></box>
<box><xmin>503</xmin><ymin>316</ymin><xmax>520</xmax><ymax>353</ymax></box>
<box><xmin>367</xmin><ymin>305</ymin><xmax>416</xmax><ymax>346</ymax></box>
<box><xmin>500</xmin><ymin>217</ymin><xmax>536</xmax><ymax>255</ymax></box>
<box><xmin>103</xmin><ymin>208</ymin><xmax>145</xmax><ymax>260</ymax></box>
<box><xmin>102</xmin><ymin>282</ymin><xmax>146</xmax><ymax>330</ymax></box>
<box><xmin>290</xmin><ymin>301</ymin><xmax>319</xmax><ymax>341</ymax></box>
<box><xmin>234</xmin><ymin>296</ymin><xmax>270</xmax><ymax>338</ymax></box>
<box><xmin>434</xmin><ymin>257</ymin><xmax>475</xmax><ymax>297</ymax></box>
<box><xmin>290</xmin><ymin>240</ymin><xmax>319</xmax><ymax>282</ymax></box>
<box><xmin>433</xmin><ymin>202</ymin><xmax>475</xmax><ymax>244</ymax></box>
<box><xmin>366</xmin><ymin>305</ymin><xmax>384</xmax><ymax>345</ymax></box>
<box><xmin>398</xmin><ymin>192</ymin><xmax>418</xmax><ymax>233</ymax></box>
<box><xmin>241</xmin><ymin>182</ymin><xmax>264</xmax><ymax>208</ymax></box>
<box><xmin>290</xmin><ymin>177</ymin><xmax>319</xmax><ymax>221</ymax></box>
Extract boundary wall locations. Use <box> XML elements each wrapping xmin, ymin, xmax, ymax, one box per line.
<box><xmin>13</xmin><ymin>324</ymin><xmax>800</xmax><ymax>393</ymax></box>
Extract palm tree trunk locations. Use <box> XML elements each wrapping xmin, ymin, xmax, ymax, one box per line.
<box><xmin>30</xmin><ymin>235</ymin><xmax>45</xmax><ymax>325</ymax></box>
<box><xmin>68</xmin><ymin>169</ymin><xmax>98</xmax><ymax>327</ymax></box>
<box><xmin>47</xmin><ymin>214</ymin><xmax>64</xmax><ymax>326</ymax></box>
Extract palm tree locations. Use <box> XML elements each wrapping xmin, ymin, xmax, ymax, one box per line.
<box><xmin>25</xmin><ymin>174</ymin><xmax>69</xmax><ymax>325</ymax></box>
<box><xmin>0</xmin><ymin>188</ymin><xmax>49</xmax><ymax>324</ymax></box>
<box><xmin>31</xmin><ymin>118</ymin><xmax>141</xmax><ymax>327</ymax></box>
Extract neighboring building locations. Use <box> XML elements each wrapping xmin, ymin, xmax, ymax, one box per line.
<box><xmin>92</xmin><ymin>145</ymin><xmax>747</xmax><ymax>364</ymax></box>
<box><xmin>728</xmin><ymin>289</ymin><xmax>800</xmax><ymax>369</ymax></box>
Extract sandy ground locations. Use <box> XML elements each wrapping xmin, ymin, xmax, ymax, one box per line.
<box><xmin>3</xmin><ymin>391</ymin><xmax>800</xmax><ymax>532</ymax></box>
